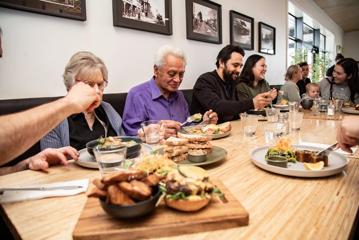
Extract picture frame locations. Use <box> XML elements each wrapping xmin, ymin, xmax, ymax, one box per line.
<box><xmin>230</xmin><ymin>10</ymin><xmax>254</xmax><ymax>50</ymax></box>
<box><xmin>185</xmin><ymin>0</ymin><xmax>222</xmax><ymax>44</ymax></box>
<box><xmin>0</xmin><ymin>0</ymin><xmax>86</xmax><ymax>21</ymax></box>
<box><xmin>258</xmin><ymin>22</ymin><xmax>276</xmax><ymax>55</ymax></box>
<box><xmin>113</xmin><ymin>0</ymin><xmax>172</xmax><ymax>35</ymax></box>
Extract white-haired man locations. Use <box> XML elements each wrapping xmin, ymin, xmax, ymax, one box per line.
<box><xmin>123</xmin><ymin>45</ymin><xmax>218</xmax><ymax>138</ymax></box>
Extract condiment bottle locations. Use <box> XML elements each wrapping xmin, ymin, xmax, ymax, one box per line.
<box><xmin>327</xmin><ymin>100</ymin><xmax>335</xmax><ymax>116</ymax></box>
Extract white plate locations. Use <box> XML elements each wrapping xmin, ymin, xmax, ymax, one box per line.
<box><xmin>342</xmin><ymin>107</ymin><xmax>359</xmax><ymax>115</ymax></box>
<box><xmin>76</xmin><ymin>149</ymin><xmax>98</xmax><ymax>169</ymax></box>
<box><xmin>251</xmin><ymin>145</ymin><xmax>348</xmax><ymax>178</ymax></box>
<box><xmin>273</xmin><ymin>104</ymin><xmax>289</xmax><ymax>109</ymax></box>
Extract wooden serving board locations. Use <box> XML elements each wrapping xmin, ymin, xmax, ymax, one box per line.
<box><xmin>73</xmin><ymin>180</ymin><xmax>249</xmax><ymax>240</ymax></box>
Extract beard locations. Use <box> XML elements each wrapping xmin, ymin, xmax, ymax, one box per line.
<box><xmin>223</xmin><ymin>67</ymin><xmax>239</xmax><ymax>82</ymax></box>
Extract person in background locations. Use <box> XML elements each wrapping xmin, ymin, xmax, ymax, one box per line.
<box><xmin>122</xmin><ymin>45</ymin><xmax>218</xmax><ymax>138</ymax></box>
<box><xmin>297</xmin><ymin>62</ymin><xmax>311</xmax><ymax>97</ymax></box>
<box><xmin>337</xmin><ymin>116</ymin><xmax>359</xmax><ymax>153</ymax></box>
<box><xmin>236</xmin><ymin>54</ymin><xmax>277</xmax><ymax>100</ymax></box>
<box><xmin>326</xmin><ymin>53</ymin><xmax>344</xmax><ymax>77</ymax></box>
<box><xmin>0</xmin><ymin>82</ymin><xmax>100</xmax><ymax>171</ymax></box>
<box><xmin>190</xmin><ymin>45</ymin><xmax>273</xmax><ymax>123</ymax></box>
<box><xmin>319</xmin><ymin>58</ymin><xmax>359</xmax><ymax>103</ymax></box>
<box><xmin>41</xmin><ymin>51</ymin><xmax>124</xmax><ymax>151</ymax></box>
<box><xmin>302</xmin><ymin>83</ymin><xmax>320</xmax><ymax>99</ymax></box>
<box><xmin>277</xmin><ymin>65</ymin><xmax>302</xmax><ymax>103</ymax></box>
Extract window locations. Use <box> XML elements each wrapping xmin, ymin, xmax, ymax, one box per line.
<box><xmin>288</xmin><ymin>14</ymin><xmax>296</xmax><ymax>38</ymax></box>
<box><xmin>303</xmin><ymin>24</ymin><xmax>314</xmax><ymax>46</ymax></box>
<box><xmin>320</xmin><ymin>34</ymin><xmax>326</xmax><ymax>51</ymax></box>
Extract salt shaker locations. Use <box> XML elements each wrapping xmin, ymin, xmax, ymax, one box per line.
<box><xmin>327</xmin><ymin>100</ymin><xmax>335</xmax><ymax>116</ymax></box>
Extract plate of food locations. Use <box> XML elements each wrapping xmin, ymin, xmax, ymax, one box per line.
<box><xmin>76</xmin><ymin>136</ymin><xmax>143</xmax><ymax>169</ymax></box>
<box><xmin>180</xmin><ymin>122</ymin><xmax>231</xmax><ymax>140</ymax></box>
<box><xmin>342</xmin><ymin>104</ymin><xmax>359</xmax><ymax>114</ymax></box>
<box><xmin>251</xmin><ymin>138</ymin><xmax>347</xmax><ymax>177</ymax></box>
<box><xmin>77</xmin><ymin>148</ymin><xmax>98</xmax><ymax>169</ymax></box>
<box><xmin>153</xmin><ymin>136</ymin><xmax>227</xmax><ymax>166</ymax></box>
<box><xmin>273</xmin><ymin>104</ymin><xmax>289</xmax><ymax>109</ymax></box>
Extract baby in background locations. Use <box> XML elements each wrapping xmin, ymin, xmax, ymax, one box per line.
<box><xmin>302</xmin><ymin>83</ymin><xmax>320</xmax><ymax>99</ymax></box>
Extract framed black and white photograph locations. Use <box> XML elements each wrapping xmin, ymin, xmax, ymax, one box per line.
<box><xmin>186</xmin><ymin>0</ymin><xmax>222</xmax><ymax>44</ymax></box>
<box><xmin>230</xmin><ymin>10</ymin><xmax>254</xmax><ymax>50</ymax></box>
<box><xmin>113</xmin><ymin>0</ymin><xmax>172</xmax><ymax>35</ymax></box>
<box><xmin>0</xmin><ymin>0</ymin><xmax>86</xmax><ymax>21</ymax></box>
<box><xmin>258</xmin><ymin>22</ymin><xmax>276</xmax><ymax>55</ymax></box>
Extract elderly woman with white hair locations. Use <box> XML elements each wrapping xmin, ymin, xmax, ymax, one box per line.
<box><xmin>122</xmin><ymin>45</ymin><xmax>217</xmax><ymax>138</ymax></box>
<box><xmin>41</xmin><ymin>51</ymin><xmax>124</xmax><ymax>151</ymax></box>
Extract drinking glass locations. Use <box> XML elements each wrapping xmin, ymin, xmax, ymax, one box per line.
<box><xmin>141</xmin><ymin>120</ymin><xmax>162</xmax><ymax>144</ymax></box>
<box><xmin>289</xmin><ymin>111</ymin><xmax>304</xmax><ymax>131</ymax></box>
<box><xmin>334</xmin><ymin>99</ymin><xmax>344</xmax><ymax>112</ymax></box>
<box><xmin>288</xmin><ymin>101</ymin><xmax>299</xmax><ymax>112</ymax></box>
<box><xmin>241</xmin><ymin>113</ymin><xmax>258</xmax><ymax>138</ymax></box>
<box><xmin>94</xmin><ymin>145</ymin><xmax>127</xmax><ymax>177</ymax></box>
<box><xmin>264</xmin><ymin>122</ymin><xmax>286</xmax><ymax>144</ymax></box>
<box><xmin>265</xmin><ymin>108</ymin><xmax>279</xmax><ymax>123</ymax></box>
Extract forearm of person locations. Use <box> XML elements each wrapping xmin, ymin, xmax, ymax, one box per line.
<box><xmin>0</xmin><ymin>98</ymin><xmax>76</xmax><ymax>166</ymax></box>
<box><xmin>0</xmin><ymin>159</ymin><xmax>29</xmax><ymax>176</ymax></box>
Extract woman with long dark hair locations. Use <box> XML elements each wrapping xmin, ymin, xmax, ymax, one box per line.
<box><xmin>320</xmin><ymin>58</ymin><xmax>359</xmax><ymax>103</ymax></box>
<box><xmin>237</xmin><ymin>54</ymin><xmax>277</xmax><ymax>100</ymax></box>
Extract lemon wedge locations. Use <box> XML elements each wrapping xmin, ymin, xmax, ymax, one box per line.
<box><xmin>304</xmin><ymin>161</ymin><xmax>324</xmax><ymax>171</ymax></box>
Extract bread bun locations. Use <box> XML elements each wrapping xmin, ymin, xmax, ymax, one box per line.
<box><xmin>218</xmin><ymin>122</ymin><xmax>231</xmax><ymax>132</ymax></box>
<box><xmin>165</xmin><ymin>196</ymin><xmax>210</xmax><ymax>212</ymax></box>
<box><xmin>177</xmin><ymin>132</ymin><xmax>209</xmax><ymax>142</ymax></box>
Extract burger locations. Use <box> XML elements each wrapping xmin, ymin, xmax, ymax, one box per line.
<box><xmin>161</xmin><ymin>167</ymin><xmax>218</xmax><ymax>212</ymax></box>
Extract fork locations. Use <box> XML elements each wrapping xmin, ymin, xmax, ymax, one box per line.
<box><xmin>93</xmin><ymin>111</ymin><xmax>108</xmax><ymax>138</ymax></box>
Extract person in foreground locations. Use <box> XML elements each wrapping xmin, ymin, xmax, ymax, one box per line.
<box><xmin>337</xmin><ymin>116</ymin><xmax>359</xmax><ymax>153</ymax></box>
<box><xmin>236</xmin><ymin>54</ymin><xmax>277</xmax><ymax>100</ymax></box>
<box><xmin>122</xmin><ymin>45</ymin><xmax>218</xmax><ymax>138</ymax></box>
<box><xmin>277</xmin><ymin>65</ymin><xmax>302</xmax><ymax>103</ymax></box>
<box><xmin>190</xmin><ymin>45</ymin><xmax>273</xmax><ymax>123</ymax></box>
<box><xmin>41</xmin><ymin>51</ymin><xmax>124</xmax><ymax>151</ymax></box>
<box><xmin>0</xmin><ymin>82</ymin><xmax>100</xmax><ymax>168</ymax></box>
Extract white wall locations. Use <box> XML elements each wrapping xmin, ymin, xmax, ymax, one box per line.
<box><xmin>1</xmin><ymin>0</ymin><xmax>286</xmax><ymax>99</ymax></box>
<box><xmin>343</xmin><ymin>31</ymin><xmax>359</xmax><ymax>60</ymax></box>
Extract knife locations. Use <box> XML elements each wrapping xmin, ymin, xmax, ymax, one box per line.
<box><xmin>316</xmin><ymin>143</ymin><xmax>338</xmax><ymax>156</ymax></box>
<box><xmin>0</xmin><ymin>185</ymin><xmax>83</xmax><ymax>193</ymax></box>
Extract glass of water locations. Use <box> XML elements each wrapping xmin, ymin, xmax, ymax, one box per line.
<box><xmin>241</xmin><ymin>113</ymin><xmax>258</xmax><ymax>138</ymax></box>
<box><xmin>289</xmin><ymin>111</ymin><xmax>304</xmax><ymax>131</ymax></box>
<box><xmin>141</xmin><ymin>120</ymin><xmax>163</xmax><ymax>144</ymax></box>
<box><xmin>265</xmin><ymin>108</ymin><xmax>279</xmax><ymax>123</ymax></box>
<box><xmin>94</xmin><ymin>145</ymin><xmax>127</xmax><ymax>176</ymax></box>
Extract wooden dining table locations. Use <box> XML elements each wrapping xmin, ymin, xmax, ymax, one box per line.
<box><xmin>1</xmin><ymin>116</ymin><xmax>358</xmax><ymax>240</ymax></box>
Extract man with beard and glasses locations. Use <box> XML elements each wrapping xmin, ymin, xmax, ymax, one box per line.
<box><xmin>190</xmin><ymin>45</ymin><xmax>273</xmax><ymax>123</ymax></box>
<box><xmin>122</xmin><ymin>45</ymin><xmax>218</xmax><ymax>139</ymax></box>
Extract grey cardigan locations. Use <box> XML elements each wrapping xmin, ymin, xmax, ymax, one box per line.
<box><xmin>40</xmin><ymin>101</ymin><xmax>124</xmax><ymax>150</ymax></box>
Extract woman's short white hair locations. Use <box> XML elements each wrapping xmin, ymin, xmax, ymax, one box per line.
<box><xmin>63</xmin><ymin>51</ymin><xmax>108</xmax><ymax>90</ymax></box>
<box><xmin>154</xmin><ymin>45</ymin><xmax>186</xmax><ymax>67</ymax></box>
<box><xmin>285</xmin><ymin>64</ymin><xmax>301</xmax><ymax>81</ymax></box>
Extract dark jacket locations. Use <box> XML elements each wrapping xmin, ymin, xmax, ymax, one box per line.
<box><xmin>190</xmin><ymin>70</ymin><xmax>254</xmax><ymax>123</ymax></box>
<box><xmin>297</xmin><ymin>77</ymin><xmax>311</xmax><ymax>97</ymax></box>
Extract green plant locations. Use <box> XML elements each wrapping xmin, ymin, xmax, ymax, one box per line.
<box><xmin>311</xmin><ymin>52</ymin><xmax>330</xmax><ymax>83</ymax></box>
<box><xmin>290</xmin><ymin>49</ymin><xmax>308</xmax><ymax>65</ymax></box>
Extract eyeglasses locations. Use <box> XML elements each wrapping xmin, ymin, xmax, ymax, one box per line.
<box><xmin>75</xmin><ymin>79</ymin><xmax>108</xmax><ymax>90</ymax></box>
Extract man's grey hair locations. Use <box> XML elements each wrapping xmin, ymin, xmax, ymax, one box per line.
<box><xmin>63</xmin><ymin>51</ymin><xmax>108</xmax><ymax>90</ymax></box>
<box><xmin>154</xmin><ymin>45</ymin><xmax>186</xmax><ymax>67</ymax></box>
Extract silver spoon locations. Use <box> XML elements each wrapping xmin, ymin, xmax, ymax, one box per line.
<box><xmin>93</xmin><ymin>111</ymin><xmax>108</xmax><ymax>138</ymax></box>
<box><xmin>181</xmin><ymin>113</ymin><xmax>203</xmax><ymax>126</ymax></box>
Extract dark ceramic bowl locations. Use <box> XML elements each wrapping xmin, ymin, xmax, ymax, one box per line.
<box><xmin>301</xmin><ymin>99</ymin><xmax>314</xmax><ymax>110</ymax></box>
<box><xmin>86</xmin><ymin>136</ymin><xmax>142</xmax><ymax>159</ymax></box>
<box><xmin>99</xmin><ymin>186</ymin><xmax>161</xmax><ymax>219</ymax></box>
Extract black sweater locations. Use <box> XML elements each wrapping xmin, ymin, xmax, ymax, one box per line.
<box><xmin>190</xmin><ymin>70</ymin><xmax>254</xmax><ymax>123</ymax></box>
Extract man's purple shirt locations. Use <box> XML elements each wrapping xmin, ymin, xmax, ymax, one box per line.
<box><xmin>122</xmin><ymin>78</ymin><xmax>189</xmax><ymax>136</ymax></box>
